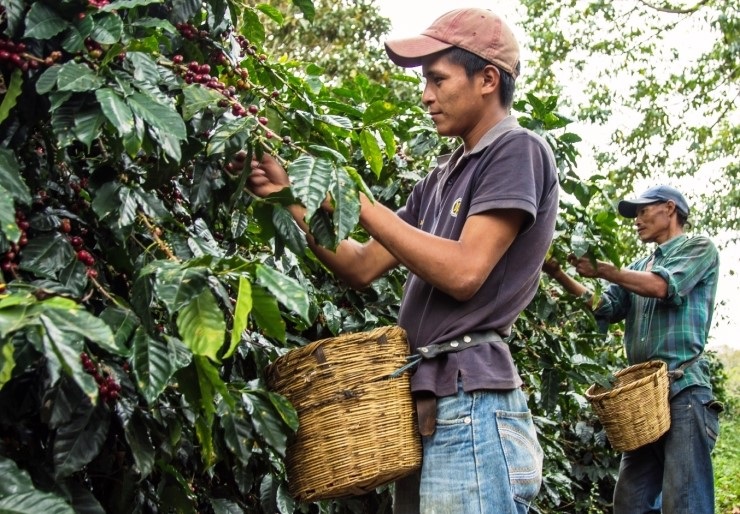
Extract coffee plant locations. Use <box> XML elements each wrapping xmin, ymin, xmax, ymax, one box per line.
<box><xmin>3</xmin><ymin>0</ymin><xmax>725</xmax><ymax>512</ymax></box>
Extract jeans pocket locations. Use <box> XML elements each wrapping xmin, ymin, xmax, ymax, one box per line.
<box><xmin>703</xmin><ymin>399</ymin><xmax>721</xmax><ymax>451</ymax></box>
<box><xmin>495</xmin><ymin>410</ymin><xmax>544</xmax><ymax>506</ymax></box>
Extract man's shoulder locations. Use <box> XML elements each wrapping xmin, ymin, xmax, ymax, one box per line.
<box><xmin>671</xmin><ymin>234</ymin><xmax>718</xmax><ymax>254</ymax></box>
<box><xmin>490</xmin><ymin>127</ymin><xmax>555</xmax><ymax>162</ymax></box>
<box><xmin>685</xmin><ymin>234</ymin><xmax>719</xmax><ymax>257</ymax></box>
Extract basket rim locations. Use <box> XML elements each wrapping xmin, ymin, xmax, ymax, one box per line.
<box><xmin>585</xmin><ymin>360</ymin><xmax>667</xmax><ymax>401</ymax></box>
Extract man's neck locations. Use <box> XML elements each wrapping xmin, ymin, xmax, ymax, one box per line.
<box><xmin>655</xmin><ymin>227</ymin><xmax>685</xmax><ymax>245</ymax></box>
<box><xmin>462</xmin><ymin>109</ymin><xmax>509</xmax><ymax>152</ymax></box>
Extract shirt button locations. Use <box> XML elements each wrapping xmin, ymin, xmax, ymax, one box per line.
<box><xmin>463</xmin><ymin>416</ymin><xmax>472</xmax><ymax>424</ymax></box>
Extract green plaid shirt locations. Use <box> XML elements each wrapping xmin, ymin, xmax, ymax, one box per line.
<box><xmin>594</xmin><ymin>234</ymin><xmax>720</xmax><ymax>397</ymax></box>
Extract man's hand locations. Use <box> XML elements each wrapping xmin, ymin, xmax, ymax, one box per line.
<box><xmin>244</xmin><ymin>152</ymin><xmax>291</xmax><ymax>198</ymax></box>
<box><xmin>542</xmin><ymin>257</ymin><xmax>561</xmax><ymax>277</ymax></box>
<box><xmin>568</xmin><ymin>254</ymin><xmax>600</xmax><ymax>279</ymax></box>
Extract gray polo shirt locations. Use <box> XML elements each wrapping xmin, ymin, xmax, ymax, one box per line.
<box><xmin>396</xmin><ymin>115</ymin><xmax>558</xmax><ymax>396</ymax></box>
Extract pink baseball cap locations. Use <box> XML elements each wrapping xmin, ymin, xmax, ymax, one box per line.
<box><xmin>384</xmin><ymin>8</ymin><xmax>520</xmax><ymax>78</ymax></box>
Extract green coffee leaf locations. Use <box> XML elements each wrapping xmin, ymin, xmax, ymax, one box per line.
<box><xmin>18</xmin><ymin>233</ymin><xmax>76</xmax><ymax>280</ymax></box>
<box><xmin>331</xmin><ymin>165</ymin><xmax>360</xmax><ymax>242</ymax></box>
<box><xmin>35</xmin><ymin>65</ymin><xmax>61</xmax><ymax>94</ymax></box>
<box><xmin>359</xmin><ymin>128</ymin><xmax>383</xmax><ymax>178</ymax></box>
<box><xmin>219</xmin><ymin>407</ymin><xmax>253</xmax><ymax>466</ymax></box>
<box><xmin>208</xmin><ymin>116</ymin><xmax>258</xmax><ymax>155</ymax></box>
<box><xmin>96</xmin><ymin>88</ymin><xmax>135</xmax><ymax>135</ymax></box>
<box><xmin>24</xmin><ymin>3</ymin><xmax>69</xmax><ymax>39</ymax></box>
<box><xmin>182</xmin><ymin>84</ymin><xmax>223</xmax><ymax>120</ymax></box>
<box><xmin>250</xmin><ymin>286</ymin><xmax>285</xmax><ymax>343</ymax></box>
<box><xmin>57</xmin><ymin>62</ymin><xmax>103</xmax><ymax>92</ymax></box>
<box><xmin>0</xmin><ymin>68</ymin><xmax>22</xmax><ymax>125</ymax></box>
<box><xmin>91</xmin><ymin>12</ymin><xmax>124</xmax><ymax>44</ymax></box>
<box><xmin>121</xmin><ymin>409</ymin><xmax>155</xmax><ymax>477</ymax></box>
<box><xmin>0</xmin><ymin>148</ymin><xmax>31</xmax><ymax>205</ymax></box>
<box><xmin>0</xmin><ymin>0</ymin><xmax>25</xmax><ymax>36</ymax></box>
<box><xmin>153</xmin><ymin>265</ymin><xmax>208</xmax><ymax>315</ymax></box>
<box><xmin>53</xmin><ymin>402</ymin><xmax>109</xmax><ymax>478</ymax></box>
<box><xmin>132</xmin><ymin>327</ymin><xmax>177</xmax><ymax>404</ymax></box>
<box><xmin>176</xmin><ymin>289</ymin><xmax>226</xmax><ymax>362</ymax></box>
<box><xmin>101</xmin><ymin>0</ymin><xmax>164</xmax><ymax>11</ymax></box>
<box><xmin>288</xmin><ymin>154</ymin><xmax>333</xmax><ymax>220</ymax></box>
<box><xmin>256</xmin><ymin>4</ymin><xmax>284</xmax><ymax>24</ymax></box>
<box><xmin>73</xmin><ymin>108</ymin><xmax>106</xmax><ymax>149</ymax></box>
<box><xmin>0</xmin><ymin>490</ymin><xmax>75</xmax><ymax>513</ymax></box>
<box><xmin>362</xmin><ymin>100</ymin><xmax>396</xmax><ymax>125</ymax></box>
<box><xmin>225</xmin><ymin>276</ymin><xmax>252</xmax><ymax>360</ymax></box>
<box><xmin>255</xmin><ymin>264</ymin><xmax>310</xmax><ymax>323</ymax></box>
<box><xmin>127</xmin><ymin>92</ymin><xmax>186</xmax><ymax>140</ymax></box>
<box><xmin>243</xmin><ymin>390</ymin><xmax>287</xmax><ymax>456</ymax></box>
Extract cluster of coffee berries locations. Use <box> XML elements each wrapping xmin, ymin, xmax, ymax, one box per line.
<box><xmin>179</xmin><ymin>59</ymin><xmax>229</xmax><ymax>90</ymax></box>
<box><xmin>69</xmin><ymin>176</ymin><xmax>89</xmax><ymax>195</ymax></box>
<box><xmin>2</xmin><ymin>211</ymin><xmax>29</xmax><ymax>276</ymax></box>
<box><xmin>0</xmin><ymin>39</ymin><xmax>62</xmax><ymax>71</ymax></box>
<box><xmin>170</xmin><ymin>56</ymin><xmax>259</xmax><ymax>117</ymax></box>
<box><xmin>234</xmin><ymin>35</ymin><xmax>264</xmax><ymax>60</ymax></box>
<box><xmin>59</xmin><ymin>218</ymin><xmax>98</xmax><ymax>278</ymax></box>
<box><xmin>176</xmin><ymin>22</ymin><xmax>207</xmax><ymax>40</ymax></box>
<box><xmin>77</xmin><ymin>248</ymin><xmax>97</xmax><ymax>278</ymax></box>
<box><xmin>84</xmin><ymin>38</ymin><xmax>103</xmax><ymax>59</ymax></box>
<box><xmin>87</xmin><ymin>0</ymin><xmax>110</xmax><ymax>8</ymax></box>
<box><xmin>81</xmin><ymin>352</ymin><xmax>121</xmax><ymax>404</ymax></box>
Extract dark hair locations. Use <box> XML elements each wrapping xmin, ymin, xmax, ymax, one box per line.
<box><xmin>650</xmin><ymin>200</ymin><xmax>691</xmax><ymax>228</ymax></box>
<box><xmin>442</xmin><ymin>47</ymin><xmax>519</xmax><ymax>108</ymax></box>
<box><xmin>677</xmin><ymin>211</ymin><xmax>690</xmax><ymax>229</ymax></box>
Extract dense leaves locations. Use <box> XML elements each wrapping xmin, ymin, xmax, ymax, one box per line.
<box><xmin>0</xmin><ymin>0</ymin><xmax>730</xmax><ymax>513</ymax></box>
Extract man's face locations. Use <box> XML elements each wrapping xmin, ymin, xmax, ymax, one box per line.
<box><xmin>634</xmin><ymin>201</ymin><xmax>674</xmax><ymax>244</ymax></box>
<box><xmin>420</xmin><ymin>54</ymin><xmax>489</xmax><ymax>140</ymax></box>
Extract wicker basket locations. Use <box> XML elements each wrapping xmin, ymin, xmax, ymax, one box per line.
<box><xmin>266</xmin><ymin>326</ymin><xmax>421</xmax><ymax>502</ymax></box>
<box><xmin>585</xmin><ymin>360</ymin><xmax>670</xmax><ymax>452</ymax></box>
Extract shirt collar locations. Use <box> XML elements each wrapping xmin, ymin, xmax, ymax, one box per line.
<box><xmin>436</xmin><ymin>115</ymin><xmax>521</xmax><ymax>174</ymax></box>
<box><xmin>655</xmin><ymin>234</ymin><xmax>688</xmax><ymax>256</ymax></box>
<box><xmin>468</xmin><ymin>115</ymin><xmax>520</xmax><ymax>155</ymax></box>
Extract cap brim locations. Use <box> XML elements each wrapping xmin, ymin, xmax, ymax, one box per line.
<box><xmin>384</xmin><ymin>36</ymin><xmax>453</xmax><ymax>68</ymax></box>
<box><xmin>617</xmin><ymin>198</ymin><xmax>658</xmax><ymax>218</ymax></box>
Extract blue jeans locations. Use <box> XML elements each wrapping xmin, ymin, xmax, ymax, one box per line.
<box><xmin>394</xmin><ymin>385</ymin><xmax>543</xmax><ymax>514</ymax></box>
<box><xmin>612</xmin><ymin>386</ymin><xmax>721</xmax><ymax>514</ymax></box>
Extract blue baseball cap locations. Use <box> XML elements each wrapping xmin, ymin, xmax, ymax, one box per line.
<box><xmin>617</xmin><ymin>185</ymin><xmax>690</xmax><ymax>218</ymax></box>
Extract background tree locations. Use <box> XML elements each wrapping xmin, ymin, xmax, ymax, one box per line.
<box><xmin>519</xmin><ymin>0</ymin><xmax>738</xmax><ymax>237</ymax></box>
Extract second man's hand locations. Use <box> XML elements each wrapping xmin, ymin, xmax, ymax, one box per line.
<box><xmin>246</xmin><ymin>152</ymin><xmax>291</xmax><ymax>198</ymax></box>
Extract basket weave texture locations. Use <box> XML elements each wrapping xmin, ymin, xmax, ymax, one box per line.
<box><xmin>585</xmin><ymin>360</ymin><xmax>670</xmax><ymax>452</ymax></box>
<box><xmin>266</xmin><ymin>325</ymin><xmax>421</xmax><ymax>502</ymax></box>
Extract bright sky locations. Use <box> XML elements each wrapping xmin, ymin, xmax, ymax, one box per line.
<box><xmin>373</xmin><ymin>0</ymin><xmax>740</xmax><ymax>352</ymax></box>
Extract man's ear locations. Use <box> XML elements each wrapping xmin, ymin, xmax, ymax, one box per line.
<box><xmin>665</xmin><ymin>200</ymin><xmax>677</xmax><ymax>216</ymax></box>
<box><xmin>480</xmin><ymin>64</ymin><xmax>500</xmax><ymax>94</ymax></box>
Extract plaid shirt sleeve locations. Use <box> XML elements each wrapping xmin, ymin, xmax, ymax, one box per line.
<box><xmin>650</xmin><ymin>235</ymin><xmax>719</xmax><ymax>308</ymax></box>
